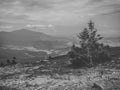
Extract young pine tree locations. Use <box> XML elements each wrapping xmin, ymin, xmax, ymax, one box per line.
<box><xmin>77</xmin><ymin>21</ymin><xmax>105</xmax><ymax>66</ymax></box>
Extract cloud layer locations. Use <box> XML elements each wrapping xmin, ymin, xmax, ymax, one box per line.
<box><xmin>0</xmin><ymin>0</ymin><xmax>120</xmax><ymax>37</ymax></box>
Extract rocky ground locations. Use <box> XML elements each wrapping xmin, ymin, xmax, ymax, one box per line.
<box><xmin>0</xmin><ymin>60</ymin><xmax>120</xmax><ymax>90</ymax></box>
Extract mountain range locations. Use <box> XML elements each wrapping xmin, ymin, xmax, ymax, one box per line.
<box><xmin>0</xmin><ymin>29</ymin><xmax>119</xmax><ymax>48</ymax></box>
<box><xmin>0</xmin><ymin>29</ymin><xmax>70</xmax><ymax>49</ymax></box>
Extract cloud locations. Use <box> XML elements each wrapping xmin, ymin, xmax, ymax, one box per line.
<box><xmin>25</xmin><ymin>24</ymin><xmax>56</xmax><ymax>32</ymax></box>
<box><xmin>48</xmin><ymin>24</ymin><xmax>56</xmax><ymax>32</ymax></box>
<box><xmin>97</xmin><ymin>3</ymin><xmax>120</xmax><ymax>16</ymax></box>
<box><xmin>83</xmin><ymin>1</ymin><xmax>120</xmax><ymax>17</ymax></box>
<box><xmin>0</xmin><ymin>25</ymin><xmax>13</xmax><ymax>29</ymax></box>
<box><xmin>0</xmin><ymin>0</ymin><xmax>54</xmax><ymax>11</ymax></box>
<box><xmin>86</xmin><ymin>0</ymin><xmax>104</xmax><ymax>5</ymax></box>
<box><xmin>0</xmin><ymin>0</ymin><xmax>120</xmax><ymax>37</ymax></box>
<box><xmin>26</xmin><ymin>24</ymin><xmax>47</xmax><ymax>28</ymax></box>
<box><xmin>0</xmin><ymin>0</ymin><xmax>120</xmax><ymax>22</ymax></box>
<box><xmin>99</xmin><ymin>9</ymin><xmax>120</xmax><ymax>16</ymax></box>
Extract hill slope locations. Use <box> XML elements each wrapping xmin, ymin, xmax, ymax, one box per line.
<box><xmin>0</xmin><ymin>29</ymin><xmax>69</xmax><ymax>47</ymax></box>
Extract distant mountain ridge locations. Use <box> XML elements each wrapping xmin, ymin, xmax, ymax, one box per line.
<box><xmin>0</xmin><ymin>29</ymin><xmax>119</xmax><ymax>47</ymax></box>
<box><xmin>0</xmin><ymin>29</ymin><xmax>69</xmax><ymax>48</ymax></box>
<box><xmin>0</xmin><ymin>29</ymin><xmax>58</xmax><ymax>42</ymax></box>
<box><xmin>102</xmin><ymin>37</ymin><xmax>120</xmax><ymax>47</ymax></box>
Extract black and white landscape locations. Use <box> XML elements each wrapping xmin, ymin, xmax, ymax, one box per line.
<box><xmin>0</xmin><ymin>0</ymin><xmax>120</xmax><ymax>90</ymax></box>
<box><xmin>0</xmin><ymin>29</ymin><xmax>72</xmax><ymax>63</ymax></box>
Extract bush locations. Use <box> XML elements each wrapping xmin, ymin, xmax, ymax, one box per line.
<box><xmin>12</xmin><ymin>59</ymin><xmax>17</xmax><ymax>64</ymax></box>
<box><xmin>0</xmin><ymin>62</ymin><xmax>4</xmax><ymax>67</ymax></box>
<box><xmin>12</xmin><ymin>57</ymin><xmax>17</xmax><ymax>65</ymax></box>
<box><xmin>69</xmin><ymin>47</ymin><xmax>111</xmax><ymax>68</ymax></box>
<box><xmin>7</xmin><ymin>59</ymin><xmax>11</xmax><ymax>64</ymax></box>
<box><xmin>70</xmin><ymin>56</ymin><xmax>89</xmax><ymax>68</ymax></box>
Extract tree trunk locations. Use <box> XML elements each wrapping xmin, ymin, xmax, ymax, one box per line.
<box><xmin>87</xmin><ymin>47</ymin><xmax>93</xmax><ymax>66</ymax></box>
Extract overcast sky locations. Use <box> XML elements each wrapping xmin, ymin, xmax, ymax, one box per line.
<box><xmin>0</xmin><ymin>0</ymin><xmax>120</xmax><ymax>37</ymax></box>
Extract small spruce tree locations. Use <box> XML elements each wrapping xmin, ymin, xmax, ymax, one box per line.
<box><xmin>77</xmin><ymin>21</ymin><xmax>103</xmax><ymax>66</ymax></box>
<box><xmin>69</xmin><ymin>20</ymin><xmax>111</xmax><ymax>67</ymax></box>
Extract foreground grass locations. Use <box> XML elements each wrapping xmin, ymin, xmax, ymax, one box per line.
<box><xmin>0</xmin><ymin>60</ymin><xmax>120</xmax><ymax>90</ymax></box>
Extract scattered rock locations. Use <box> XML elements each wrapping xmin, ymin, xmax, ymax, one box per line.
<box><xmin>91</xmin><ymin>83</ymin><xmax>102</xmax><ymax>90</ymax></box>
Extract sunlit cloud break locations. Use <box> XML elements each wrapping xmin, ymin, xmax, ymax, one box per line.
<box><xmin>0</xmin><ymin>25</ymin><xmax>13</xmax><ymax>29</ymax></box>
<box><xmin>25</xmin><ymin>24</ymin><xmax>56</xmax><ymax>32</ymax></box>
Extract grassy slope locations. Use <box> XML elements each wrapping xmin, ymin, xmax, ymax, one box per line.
<box><xmin>0</xmin><ymin>58</ymin><xmax>120</xmax><ymax>90</ymax></box>
<box><xmin>0</xmin><ymin>47</ymin><xmax>120</xmax><ymax>90</ymax></box>
<box><xmin>0</xmin><ymin>48</ymin><xmax>47</xmax><ymax>64</ymax></box>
